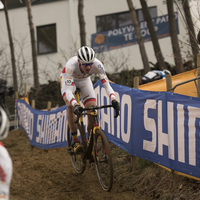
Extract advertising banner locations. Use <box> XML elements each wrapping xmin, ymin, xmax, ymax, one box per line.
<box><xmin>17</xmin><ymin>78</ymin><xmax>200</xmax><ymax>179</ymax></box>
<box><xmin>91</xmin><ymin>13</ymin><xmax>179</xmax><ymax>52</ymax></box>
<box><xmin>17</xmin><ymin>101</ymin><xmax>68</xmax><ymax>149</ymax></box>
<box><xmin>94</xmin><ymin>80</ymin><xmax>200</xmax><ymax>179</ymax></box>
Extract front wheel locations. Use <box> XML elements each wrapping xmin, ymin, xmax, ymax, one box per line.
<box><xmin>67</xmin><ymin>124</ymin><xmax>86</xmax><ymax>174</ymax></box>
<box><xmin>94</xmin><ymin>129</ymin><xmax>113</xmax><ymax>192</ymax></box>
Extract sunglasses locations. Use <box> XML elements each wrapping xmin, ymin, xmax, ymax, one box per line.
<box><xmin>82</xmin><ymin>63</ymin><xmax>93</xmax><ymax>67</ymax></box>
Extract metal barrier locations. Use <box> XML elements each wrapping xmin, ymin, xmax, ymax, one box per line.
<box><xmin>9</xmin><ymin>106</ymin><xmax>18</xmax><ymax>130</ymax></box>
<box><xmin>168</xmin><ymin>76</ymin><xmax>200</xmax><ymax>97</ymax></box>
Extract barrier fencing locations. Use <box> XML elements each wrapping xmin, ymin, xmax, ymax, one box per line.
<box><xmin>15</xmin><ymin>66</ymin><xmax>200</xmax><ymax>184</ymax></box>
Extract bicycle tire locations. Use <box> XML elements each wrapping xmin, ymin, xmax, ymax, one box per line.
<box><xmin>94</xmin><ymin>129</ymin><xmax>113</xmax><ymax>192</ymax></box>
<box><xmin>67</xmin><ymin>124</ymin><xmax>86</xmax><ymax>174</ymax></box>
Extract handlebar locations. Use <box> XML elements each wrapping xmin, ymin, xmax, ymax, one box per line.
<box><xmin>82</xmin><ymin>104</ymin><xmax>113</xmax><ymax>111</ymax></box>
<box><xmin>74</xmin><ymin>104</ymin><xmax>119</xmax><ymax>123</ymax></box>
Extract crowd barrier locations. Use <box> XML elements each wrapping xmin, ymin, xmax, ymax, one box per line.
<box><xmin>17</xmin><ymin>79</ymin><xmax>200</xmax><ymax>181</ymax></box>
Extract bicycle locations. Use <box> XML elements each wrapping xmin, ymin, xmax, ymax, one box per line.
<box><xmin>67</xmin><ymin>89</ymin><xmax>119</xmax><ymax>192</ymax></box>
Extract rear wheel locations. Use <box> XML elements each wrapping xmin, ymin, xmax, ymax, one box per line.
<box><xmin>94</xmin><ymin>129</ymin><xmax>113</xmax><ymax>192</ymax></box>
<box><xmin>67</xmin><ymin>124</ymin><xmax>86</xmax><ymax>174</ymax></box>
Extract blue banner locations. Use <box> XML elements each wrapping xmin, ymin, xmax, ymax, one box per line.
<box><xmin>17</xmin><ymin>79</ymin><xmax>200</xmax><ymax>180</ymax></box>
<box><xmin>17</xmin><ymin>101</ymin><xmax>68</xmax><ymax>149</ymax></box>
<box><xmin>94</xmin><ymin>80</ymin><xmax>200</xmax><ymax>179</ymax></box>
<box><xmin>91</xmin><ymin>13</ymin><xmax>179</xmax><ymax>52</ymax></box>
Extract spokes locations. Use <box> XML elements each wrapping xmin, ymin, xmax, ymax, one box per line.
<box><xmin>67</xmin><ymin>124</ymin><xmax>86</xmax><ymax>174</ymax></box>
<box><xmin>94</xmin><ymin>130</ymin><xmax>113</xmax><ymax>192</ymax></box>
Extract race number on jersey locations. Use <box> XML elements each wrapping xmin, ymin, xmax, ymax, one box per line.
<box><xmin>65</xmin><ymin>78</ymin><xmax>74</xmax><ymax>86</ymax></box>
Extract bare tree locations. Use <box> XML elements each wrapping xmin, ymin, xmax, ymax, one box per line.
<box><xmin>127</xmin><ymin>0</ymin><xmax>150</xmax><ymax>74</ymax></box>
<box><xmin>140</xmin><ymin>0</ymin><xmax>167</xmax><ymax>70</ymax></box>
<box><xmin>15</xmin><ymin>35</ymin><xmax>33</xmax><ymax>95</ymax></box>
<box><xmin>0</xmin><ymin>42</ymin><xmax>11</xmax><ymax>81</ymax></box>
<box><xmin>167</xmin><ymin>0</ymin><xmax>183</xmax><ymax>73</ymax></box>
<box><xmin>0</xmin><ymin>35</ymin><xmax>35</xmax><ymax>95</ymax></box>
<box><xmin>2</xmin><ymin>0</ymin><xmax>18</xmax><ymax>92</ymax></box>
<box><xmin>107</xmin><ymin>50</ymin><xmax>131</xmax><ymax>73</ymax></box>
<box><xmin>25</xmin><ymin>0</ymin><xmax>40</xmax><ymax>89</ymax></box>
<box><xmin>78</xmin><ymin>0</ymin><xmax>86</xmax><ymax>46</ymax></box>
<box><xmin>181</xmin><ymin>0</ymin><xmax>199</xmax><ymax>66</ymax></box>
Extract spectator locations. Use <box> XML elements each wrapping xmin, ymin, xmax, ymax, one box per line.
<box><xmin>0</xmin><ymin>106</ymin><xmax>12</xmax><ymax>200</ymax></box>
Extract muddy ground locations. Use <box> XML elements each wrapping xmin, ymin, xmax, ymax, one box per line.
<box><xmin>2</xmin><ymin>129</ymin><xmax>200</xmax><ymax>200</ymax></box>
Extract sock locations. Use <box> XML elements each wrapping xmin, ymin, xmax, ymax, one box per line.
<box><xmin>71</xmin><ymin>131</ymin><xmax>78</xmax><ymax>143</ymax></box>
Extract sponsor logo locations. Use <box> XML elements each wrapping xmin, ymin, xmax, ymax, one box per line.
<box><xmin>67</xmin><ymin>68</ymin><xmax>72</xmax><ymax>74</ymax></box>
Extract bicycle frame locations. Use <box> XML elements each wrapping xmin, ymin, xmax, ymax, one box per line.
<box><xmin>74</xmin><ymin>90</ymin><xmax>113</xmax><ymax>159</ymax></box>
<box><xmin>74</xmin><ymin>90</ymin><xmax>96</xmax><ymax>160</ymax></box>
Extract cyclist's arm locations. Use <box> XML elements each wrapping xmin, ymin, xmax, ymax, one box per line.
<box><xmin>65</xmin><ymin>83</ymin><xmax>78</xmax><ymax>106</ymax></box>
<box><xmin>95</xmin><ymin>62</ymin><xmax>116</xmax><ymax>101</ymax></box>
<box><xmin>100</xmin><ymin>74</ymin><xmax>116</xmax><ymax>101</ymax></box>
<box><xmin>0</xmin><ymin>142</ymin><xmax>12</xmax><ymax>200</ymax></box>
<box><xmin>60</xmin><ymin>68</ymin><xmax>78</xmax><ymax>106</ymax></box>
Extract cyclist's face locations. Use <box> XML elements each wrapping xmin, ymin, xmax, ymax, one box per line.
<box><xmin>80</xmin><ymin>63</ymin><xmax>93</xmax><ymax>74</ymax></box>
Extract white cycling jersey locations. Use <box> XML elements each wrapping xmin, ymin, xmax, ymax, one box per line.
<box><xmin>0</xmin><ymin>142</ymin><xmax>12</xmax><ymax>200</ymax></box>
<box><xmin>60</xmin><ymin>56</ymin><xmax>116</xmax><ymax>106</ymax></box>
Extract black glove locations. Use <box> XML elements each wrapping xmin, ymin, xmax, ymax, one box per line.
<box><xmin>73</xmin><ymin>105</ymin><xmax>83</xmax><ymax>116</ymax></box>
<box><xmin>112</xmin><ymin>100</ymin><xmax>120</xmax><ymax>118</ymax></box>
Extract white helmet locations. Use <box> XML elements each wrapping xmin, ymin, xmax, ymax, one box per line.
<box><xmin>0</xmin><ymin>106</ymin><xmax>9</xmax><ymax>140</ymax></box>
<box><xmin>78</xmin><ymin>46</ymin><xmax>95</xmax><ymax>64</ymax></box>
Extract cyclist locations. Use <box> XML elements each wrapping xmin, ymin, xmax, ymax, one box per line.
<box><xmin>60</xmin><ymin>46</ymin><xmax>120</xmax><ymax>153</ymax></box>
<box><xmin>141</xmin><ymin>69</ymin><xmax>171</xmax><ymax>84</ymax></box>
<box><xmin>0</xmin><ymin>106</ymin><xmax>12</xmax><ymax>200</ymax></box>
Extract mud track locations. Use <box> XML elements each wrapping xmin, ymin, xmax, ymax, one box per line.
<box><xmin>3</xmin><ymin>129</ymin><xmax>200</xmax><ymax>200</ymax></box>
